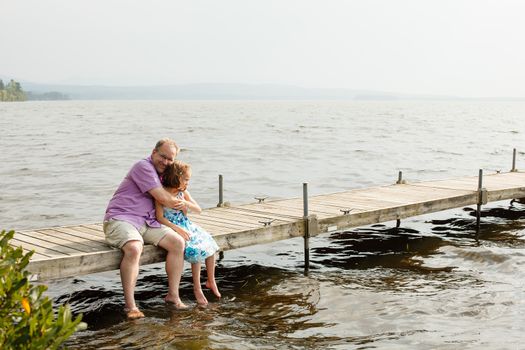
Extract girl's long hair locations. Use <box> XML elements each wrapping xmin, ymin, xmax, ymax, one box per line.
<box><xmin>162</xmin><ymin>160</ymin><xmax>191</xmax><ymax>189</ymax></box>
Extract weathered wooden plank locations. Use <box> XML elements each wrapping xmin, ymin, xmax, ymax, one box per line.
<box><xmin>269</xmin><ymin>200</ymin><xmax>343</xmax><ymax>216</ymax></box>
<box><xmin>28</xmin><ymin>253</ymin><xmax>50</xmax><ymax>261</ymax></box>
<box><xmin>310</xmin><ymin>196</ymin><xmax>379</xmax><ymax>208</ymax></box>
<box><xmin>229</xmin><ymin>206</ymin><xmax>304</xmax><ymax>220</ymax></box>
<box><xmin>188</xmin><ymin>214</ymin><xmax>254</xmax><ymax>231</ymax></box>
<box><xmin>10</xmin><ymin>237</ymin><xmax>71</xmax><ymax>257</ymax></box>
<box><xmin>16</xmin><ymin>230</ymin><xmax>105</xmax><ymax>253</ymax></box>
<box><xmin>239</xmin><ymin>202</ymin><xmax>332</xmax><ymax>219</ymax></box>
<box><xmin>314</xmin><ymin>190</ymin><xmax>411</xmax><ymax>207</ymax></box>
<box><xmin>308</xmin><ymin>201</ymin><xmax>373</xmax><ymax>213</ymax></box>
<box><xmin>7</xmin><ymin>242</ymin><xmax>51</xmax><ymax>260</ymax></box>
<box><xmin>199</xmin><ymin>207</ymin><xmax>290</xmax><ymax>226</ymax></box>
<box><xmin>267</xmin><ymin>196</ymin><xmax>357</xmax><ymax>216</ymax></box>
<box><xmin>188</xmin><ymin>220</ymin><xmax>236</xmax><ymax>235</ymax></box>
<box><xmin>192</xmin><ymin>212</ymin><xmax>262</xmax><ymax>229</ymax></box>
<box><xmin>306</xmin><ymin>202</ymin><xmax>366</xmax><ymax>215</ymax></box>
<box><xmin>37</xmin><ymin>228</ymin><xmax>107</xmax><ymax>245</ymax></box>
<box><xmin>338</xmin><ymin>186</ymin><xmax>473</xmax><ymax>205</ymax></box>
<box><xmin>81</xmin><ymin>223</ymin><xmax>104</xmax><ymax>231</ymax></box>
<box><xmin>70</xmin><ymin>225</ymin><xmax>106</xmax><ymax>237</ymax></box>
<box><xmin>12</xmin><ymin>233</ymin><xmax>88</xmax><ymax>255</ymax></box>
<box><xmin>54</xmin><ymin>226</ymin><xmax>105</xmax><ymax>239</ymax></box>
<box><xmin>214</xmin><ymin>207</ymin><xmax>296</xmax><ymax>223</ymax></box>
<box><xmin>310</xmin><ymin>198</ymin><xmax>396</xmax><ymax>211</ymax></box>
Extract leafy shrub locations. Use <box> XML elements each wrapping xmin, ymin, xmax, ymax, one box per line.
<box><xmin>0</xmin><ymin>230</ymin><xmax>86</xmax><ymax>349</ymax></box>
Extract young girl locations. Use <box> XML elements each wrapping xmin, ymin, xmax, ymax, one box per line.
<box><xmin>155</xmin><ymin>160</ymin><xmax>221</xmax><ymax>306</ymax></box>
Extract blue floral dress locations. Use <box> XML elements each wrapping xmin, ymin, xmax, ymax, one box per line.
<box><xmin>163</xmin><ymin>192</ymin><xmax>219</xmax><ymax>264</ymax></box>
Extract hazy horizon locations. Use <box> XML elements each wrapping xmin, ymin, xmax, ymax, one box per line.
<box><xmin>3</xmin><ymin>1</ymin><xmax>525</xmax><ymax>99</ymax></box>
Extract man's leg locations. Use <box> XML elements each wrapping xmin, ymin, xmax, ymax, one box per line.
<box><xmin>121</xmin><ymin>240</ymin><xmax>143</xmax><ymax>311</ymax></box>
<box><xmin>104</xmin><ymin>220</ymin><xmax>145</xmax><ymax>319</ymax></box>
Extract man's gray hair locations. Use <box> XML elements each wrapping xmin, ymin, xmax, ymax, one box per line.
<box><xmin>155</xmin><ymin>138</ymin><xmax>179</xmax><ymax>154</ymax></box>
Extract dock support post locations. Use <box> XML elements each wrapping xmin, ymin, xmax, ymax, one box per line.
<box><xmin>303</xmin><ymin>182</ymin><xmax>310</xmax><ymax>273</ymax></box>
<box><xmin>476</xmin><ymin>169</ymin><xmax>483</xmax><ymax>232</ymax></box>
<box><xmin>511</xmin><ymin>148</ymin><xmax>518</xmax><ymax>172</ymax></box>
<box><xmin>217</xmin><ymin>174</ymin><xmax>224</xmax><ymax>207</ymax></box>
<box><xmin>396</xmin><ymin>171</ymin><xmax>403</xmax><ymax>228</ymax></box>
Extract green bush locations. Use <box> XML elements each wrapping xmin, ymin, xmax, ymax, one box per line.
<box><xmin>0</xmin><ymin>230</ymin><xmax>86</xmax><ymax>349</ymax></box>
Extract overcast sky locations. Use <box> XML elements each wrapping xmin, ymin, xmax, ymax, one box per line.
<box><xmin>2</xmin><ymin>0</ymin><xmax>524</xmax><ymax>97</ymax></box>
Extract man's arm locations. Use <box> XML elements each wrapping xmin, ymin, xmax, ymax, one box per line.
<box><xmin>149</xmin><ymin>187</ymin><xmax>185</xmax><ymax>209</ymax></box>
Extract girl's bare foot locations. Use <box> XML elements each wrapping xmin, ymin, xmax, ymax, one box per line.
<box><xmin>194</xmin><ymin>288</ymin><xmax>208</xmax><ymax>305</ymax></box>
<box><xmin>205</xmin><ymin>280</ymin><xmax>221</xmax><ymax>298</ymax></box>
<box><xmin>165</xmin><ymin>294</ymin><xmax>188</xmax><ymax>309</ymax></box>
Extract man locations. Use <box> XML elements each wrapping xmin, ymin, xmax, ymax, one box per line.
<box><xmin>103</xmin><ymin>138</ymin><xmax>189</xmax><ymax>319</ymax></box>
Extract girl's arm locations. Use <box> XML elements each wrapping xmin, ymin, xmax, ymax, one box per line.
<box><xmin>155</xmin><ymin>200</ymin><xmax>190</xmax><ymax>241</ymax></box>
<box><xmin>182</xmin><ymin>190</ymin><xmax>202</xmax><ymax>214</ymax></box>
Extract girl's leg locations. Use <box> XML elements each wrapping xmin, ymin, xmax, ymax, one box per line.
<box><xmin>192</xmin><ymin>262</ymin><xmax>208</xmax><ymax>305</ymax></box>
<box><xmin>205</xmin><ymin>254</ymin><xmax>221</xmax><ymax>298</ymax></box>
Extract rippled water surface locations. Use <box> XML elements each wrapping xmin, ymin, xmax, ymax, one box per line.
<box><xmin>2</xmin><ymin>100</ymin><xmax>525</xmax><ymax>349</ymax></box>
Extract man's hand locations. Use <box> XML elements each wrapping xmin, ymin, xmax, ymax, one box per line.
<box><xmin>172</xmin><ymin>199</ymin><xmax>185</xmax><ymax>210</ymax></box>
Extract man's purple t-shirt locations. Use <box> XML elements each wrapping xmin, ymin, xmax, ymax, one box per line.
<box><xmin>104</xmin><ymin>156</ymin><xmax>162</xmax><ymax>229</ymax></box>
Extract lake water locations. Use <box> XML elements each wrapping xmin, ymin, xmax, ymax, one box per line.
<box><xmin>1</xmin><ymin>100</ymin><xmax>525</xmax><ymax>349</ymax></box>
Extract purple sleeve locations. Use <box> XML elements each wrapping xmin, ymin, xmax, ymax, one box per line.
<box><xmin>129</xmin><ymin>160</ymin><xmax>161</xmax><ymax>193</ymax></box>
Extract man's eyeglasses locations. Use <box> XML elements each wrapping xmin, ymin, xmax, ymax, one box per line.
<box><xmin>157</xmin><ymin>151</ymin><xmax>175</xmax><ymax>163</ymax></box>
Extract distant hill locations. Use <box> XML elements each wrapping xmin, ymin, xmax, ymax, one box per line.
<box><xmin>6</xmin><ymin>75</ymin><xmax>510</xmax><ymax>100</ymax></box>
<box><xmin>12</xmin><ymin>81</ymin><xmax>455</xmax><ymax>100</ymax></box>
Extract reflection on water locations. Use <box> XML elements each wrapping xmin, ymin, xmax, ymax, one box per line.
<box><xmin>51</xmin><ymin>201</ymin><xmax>525</xmax><ymax>349</ymax></box>
<box><xmin>3</xmin><ymin>101</ymin><xmax>525</xmax><ymax>348</ymax></box>
<box><xmin>60</xmin><ymin>265</ymin><xmax>324</xmax><ymax>349</ymax></box>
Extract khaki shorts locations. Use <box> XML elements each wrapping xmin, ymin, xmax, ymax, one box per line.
<box><xmin>103</xmin><ymin>219</ymin><xmax>174</xmax><ymax>249</ymax></box>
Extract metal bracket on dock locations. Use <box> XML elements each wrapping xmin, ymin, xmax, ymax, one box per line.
<box><xmin>396</xmin><ymin>171</ymin><xmax>407</xmax><ymax>184</ymax></box>
<box><xmin>478</xmin><ymin>187</ymin><xmax>488</xmax><ymax>205</ymax></box>
<box><xmin>304</xmin><ymin>214</ymin><xmax>319</xmax><ymax>236</ymax></box>
<box><xmin>340</xmin><ymin>208</ymin><xmax>353</xmax><ymax>215</ymax></box>
<box><xmin>254</xmin><ymin>195</ymin><xmax>268</xmax><ymax>203</ymax></box>
<box><xmin>258</xmin><ymin>218</ymin><xmax>276</xmax><ymax>227</ymax></box>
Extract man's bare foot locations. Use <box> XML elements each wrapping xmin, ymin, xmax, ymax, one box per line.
<box><xmin>194</xmin><ymin>288</ymin><xmax>208</xmax><ymax>305</ymax></box>
<box><xmin>205</xmin><ymin>280</ymin><xmax>221</xmax><ymax>298</ymax></box>
<box><xmin>124</xmin><ymin>307</ymin><xmax>145</xmax><ymax>320</ymax></box>
<box><xmin>164</xmin><ymin>294</ymin><xmax>188</xmax><ymax>309</ymax></box>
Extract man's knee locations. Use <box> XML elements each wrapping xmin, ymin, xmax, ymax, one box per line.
<box><xmin>122</xmin><ymin>240</ymin><xmax>143</xmax><ymax>259</ymax></box>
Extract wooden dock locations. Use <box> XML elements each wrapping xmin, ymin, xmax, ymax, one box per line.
<box><xmin>12</xmin><ymin>171</ymin><xmax>525</xmax><ymax>280</ymax></box>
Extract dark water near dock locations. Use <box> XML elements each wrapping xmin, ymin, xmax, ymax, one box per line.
<box><xmin>2</xmin><ymin>100</ymin><xmax>525</xmax><ymax>349</ymax></box>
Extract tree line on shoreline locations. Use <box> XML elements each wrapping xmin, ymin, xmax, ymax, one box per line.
<box><xmin>0</xmin><ymin>78</ymin><xmax>69</xmax><ymax>101</ymax></box>
<box><xmin>0</xmin><ymin>79</ymin><xmax>26</xmax><ymax>101</ymax></box>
